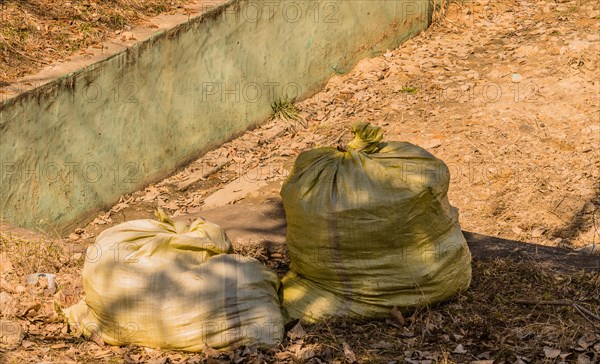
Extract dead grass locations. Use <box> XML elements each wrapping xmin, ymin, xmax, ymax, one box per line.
<box><xmin>430</xmin><ymin>0</ymin><xmax>452</xmax><ymax>26</ymax></box>
<box><xmin>0</xmin><ymin>0</ymin><xmax>192</xmax><ymax>84</ymax></box>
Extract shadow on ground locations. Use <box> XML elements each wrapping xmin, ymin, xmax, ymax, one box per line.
<box><xmin>184</xmin><ymin>199</ymin><xmax>599</xmax><ymax>272</ymax></box>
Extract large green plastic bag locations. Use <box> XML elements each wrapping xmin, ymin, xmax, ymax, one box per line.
<box><xmin>65</xmin><ymin>210</ymin><xmax>284</xmax><ymax>351</ymax></box>
<box><xmin>281</xmin><ymin>123</ymin><xmax>472</xmax><ymax>322</ymax></box>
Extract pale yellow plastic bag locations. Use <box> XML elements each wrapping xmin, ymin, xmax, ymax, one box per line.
<box><xmin>281</xmin><ymin>123</ymin><xmax>472</xmax><ymax>322</ymax></box>
<box><xmin>65</xmin><ymin>210</ymin><xmax>284</xmax><ymax>351</ymax></box>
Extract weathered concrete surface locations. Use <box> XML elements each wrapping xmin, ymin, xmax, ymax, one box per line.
<box><xmin>0</xmin><ymin>0</ymin><xmax>431</xmax><ymax>233</ymax></box>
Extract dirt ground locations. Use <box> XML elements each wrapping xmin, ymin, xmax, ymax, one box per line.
<box><xmin>48</xmin><ymin>0</ymin><xmax>599</xmax><ymax>252</ymax></box>
<box><xmin>1</xmin><ymin>0</ymin><xmax>599</xmax><ymax>362</ymax></box>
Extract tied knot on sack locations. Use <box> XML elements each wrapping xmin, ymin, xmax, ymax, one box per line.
<box><xmin>346</xmin><ymin>122</ymin><xmax>384</xmax><ymax>154</ymax></box>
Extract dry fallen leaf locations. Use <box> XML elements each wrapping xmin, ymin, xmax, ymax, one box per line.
<box><xmin>274</xmin><ymin>352</ymin><xmax>291</xmax><ymax>361</ymax></box>
<box><xmin>111</xmin><ymin>202</ymin><xmax>129</xmax><ymax>214</ymax></box>
<box><xmin>543</xmin><ymin>346</ymin><xmax>561</xmax><ymax>359</ymax></box>
<box><xmin>342</xmin><ymin>341</ymin><xmax>357</xmax><ymax>363</ymax></box>
<box><xmin>242</xmin><ymin>345</ymin><xmax>257</xmax><ymax>356</ymax></box>
<box><xmin>233</xmin><ymin>349</ymin><xmax>247</xmax><ymax>364</ymax></box>
<box><xmin>203</xmin><ymin>343</ymin><xmax>221</xmax><ymax>358</ymax></box>
<box><xmin>89</xmin><ymin>330</ymin><xmax>105</xmax><ymax>348</ymax></box>
<box><xmin>514</xmin><ymin>357</ymin><xmax>528</xmax><ymax>364</ymax></box>
<box><xmin>20</xmin><ymin>303</ymin><xmax>41</xmax><ymax>317</ymax></box>
<box><xmin>295</xmin><ymin>345</ymin><xmax>317</xmax><ymax>360</ymax></box>
<box><xmin>453</xmin><ymin>344</ymin><xmax>467</xmax><ymax>354</ymax></box>
<box><xmin>391</xmin><ymin>306</ymin><xmax>405</xmax><ymax>326</ymax></box>
<box><xmin>124</xmin><ymin>353</ymin><xmax>142</xmax><ymax>364</ymax></box>
<box><xmin>287</xmin><ymin>322</ymin><xmax>307</xmax><ymax>340</ymax></box>
<box><xmin>147</xmin><ymin>357</ymin><xmax>169</xmax><ymax>364</ymax></box>
<box><xmin>93</xmin><ymin>349</ymin><xmax>111</xmax><ymax>358</ymax></box>
<box><xmin>476</xmin><ymin>351</ymin><xmax>492</xmax><ymax>360</ymax></box>
<box><xmin>577</xmin><ymin>333</ymin><xmax>596</xmax><ymax>349</ymax></box>
<box><xmin>577</xmin><ymin>354</ymin><xmax>593</xmax><ymax>364</ymax></box>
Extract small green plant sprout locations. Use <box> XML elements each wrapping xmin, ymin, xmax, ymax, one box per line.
<box><xmin>270</xmin><ymin>96</ymin><xmax>307</xmax><ymax>131</ymax></box>
<box><xmin>399</xmin><ymin>85</ymin><xmax>419</xmax><ymax>94</ymax></box>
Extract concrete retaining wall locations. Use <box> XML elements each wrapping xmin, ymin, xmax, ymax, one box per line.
<box><xmin>0</xmin><ymin>0</ymin><xmax>430</xmax><ymax>233</ymax></box>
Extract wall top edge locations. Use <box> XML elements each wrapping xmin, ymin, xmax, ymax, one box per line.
<box><xmin>0</xmin><ymin>0</ymin><xmax>235</xmax><ymax>108</ymax></box>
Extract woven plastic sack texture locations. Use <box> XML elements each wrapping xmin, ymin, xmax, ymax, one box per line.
<box><xmin>281</xmin><ymin>123</ymin><xmax>472</xmax><ymax>322</ymax></box>
<box><xmin>65</xmin><ymin>210</ymin><xmax>284</xmax><ymax>351</ymax></box>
